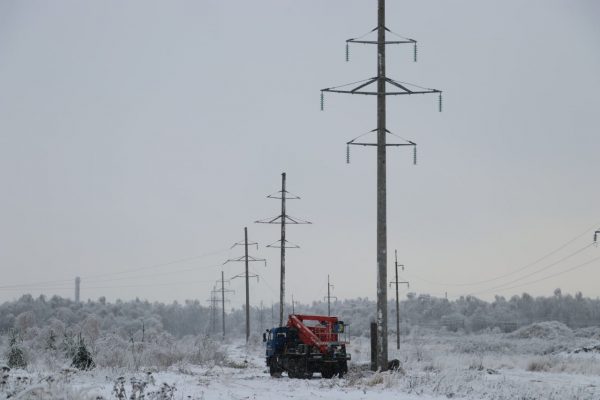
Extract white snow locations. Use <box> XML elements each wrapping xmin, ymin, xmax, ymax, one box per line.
<box><xmin>3</xmin><ymin>328</ymin><xmax>600</xmax><ymax>399</ymax></box>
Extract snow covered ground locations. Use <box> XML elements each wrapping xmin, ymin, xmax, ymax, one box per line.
<box><xmin>2</xmin><ymin>322</ymin><xmax>600</xmax><ymax>399</ymax></box>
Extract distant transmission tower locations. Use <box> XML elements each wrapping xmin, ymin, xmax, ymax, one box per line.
<box><xmin>224</xmin><ymin>227</ymin><xmax>266</xmax><ymax>342</ymax></box>
<box><xmin>389</xmin><ymin>250</ymin><xmax>409</xmax><ymax>350</ymax></box>
<box><xmin>212</xmin><ymin>272</ymin><xmax>234</xmax><ymax>339</ymax></box>
<box><xmin>320</xmin><ymin>0</ymin><xmax>442</xmax><ymax>370</ymax></box>
<box><xmin>323</xmin><ymin>275</ymin><xmax>337</xmax><ymax>316</ymax></box>
<box><xmin>75</xmin><ymin>277</ymin><xmax>81</xmax><ymax>303</ymax></box>
<box><xmin>256</xmin><ymin>172</ymin><xmax>311</xmax><ymax>326</ymax></box>
<box><xmin>206</xmin><ymin>285</ymin><xmax>218</xmax><ymax>335</ymax></box>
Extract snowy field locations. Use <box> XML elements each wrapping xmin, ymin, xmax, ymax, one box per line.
<box><xmin>2</xmin><ymin>321</ymin><xmax>600</xmax><ymax>400</ymax></box>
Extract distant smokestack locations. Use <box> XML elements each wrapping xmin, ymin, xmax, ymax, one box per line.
<box><xmin>75</xmin><ymin>277</ymin><xmax>81</xmax><ymax>303</ymax></box>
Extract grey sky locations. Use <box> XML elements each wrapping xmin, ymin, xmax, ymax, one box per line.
<box><xmin>1</xmin><ymin>0</ymin><xmax>599</xmax><ymax>309</ymax></box>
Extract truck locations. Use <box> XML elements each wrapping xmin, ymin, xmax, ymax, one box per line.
<box><xmin>263</xmin><ymin>314</ymin><xmax>350</xmax><ymax>379</ymax></box>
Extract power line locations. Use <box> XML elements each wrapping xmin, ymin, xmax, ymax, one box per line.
<box><xmin>85</xmin><ymin>248</ymin><xmax>230</xmax><ymax>279</ymax></box>
<box><xmin>468</xmin><ymin>242</ymin><xmax>596</xmax><ymax>294</ymax></box>
<box><xmin>0</xmin><ymin>248</ymin><xmax>229</xmax><ymax>290</ymax></box>
<box><xmin>407</xmin><ymin>222</ymin><xmax>600</xmax><ymax>288</ymax></box>
<box><xmin>470</xmin><ymin>255</ymin><xmax>600</xmax><ymax>296</ymax></box>
<box><xmin>0</xmin><ymin>279</ymin><xmax>217</xmax><ymax>292</ymax></box>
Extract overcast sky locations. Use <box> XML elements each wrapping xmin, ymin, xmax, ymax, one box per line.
<box><xmin>1</xmin><ymin>0</ymin><xmax>599</xmax><ymax>309</ymax></box>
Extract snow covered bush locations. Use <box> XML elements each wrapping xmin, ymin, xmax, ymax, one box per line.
<box><xmin>72</xmin><ymin>335</ymin><xmax>95</xmax><ymax>370</ymax></box>
<box><xmin>6</xmin><ymin>330</ymin><xmax>26</xmax><ymax>369</ymax></box>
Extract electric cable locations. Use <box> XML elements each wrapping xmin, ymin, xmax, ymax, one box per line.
<box><xmin>405</xmin><ymin>222</ymin><xmax>600</xmax><ymax>287</ymax></box>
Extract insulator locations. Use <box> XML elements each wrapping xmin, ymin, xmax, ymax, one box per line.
<box><xmin>346</xmin><ymin>43</ymin><xmax>350</xmax><ymax>62</ymax></box>
<box><xmin>346</xmin><ymin>144</ymin><xmax>350</xmax><ymax>164</ymax></box>
<box><xmin>413</xmin><ymin>43</ymin><xmax>418</xmax><ymax>62</ymax></box>
<box><xmin>320</xmin><ymin>92</ymin><xmax>324</xmax><ymax>111</ymax></box>
<box><xmin>438</xmin><ymin>93</ymin><xmax>442</xmax><ymax>112</ymax></box>
<box><xmin>413</xmin><ymin>145</ymin><xmax>417</xmax><ymax>165</ymax></box>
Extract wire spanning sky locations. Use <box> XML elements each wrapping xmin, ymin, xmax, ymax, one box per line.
<box><xmin>1</xmin><ymin>0</ymin><xmax>599</xmax><ymax>309</ymax></box>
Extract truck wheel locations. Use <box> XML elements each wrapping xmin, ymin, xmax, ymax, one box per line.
<box><xmin>337</xmin><ymin>361</ymin><xmax>348</xmax><ymax>378</ymax></box>
<box><xmin>269</xmin><ymin>364</ymin><xmax>283</xmax><ymax>378</ymax></box>
<box><xmin>321</xmin><ymin>366</ymin><xmax>335</xmax><ymax>379</ymax></box>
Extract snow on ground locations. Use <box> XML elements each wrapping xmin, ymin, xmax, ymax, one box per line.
<box><xmin>2</xmin><ymin>325</ymin><xmax>600</xmax><ymax>399</ymax></box>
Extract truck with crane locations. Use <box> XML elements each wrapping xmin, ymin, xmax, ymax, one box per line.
<box><xmin>263</xmin><ymin>314</ymin><xmax>350</xmax><ymax>379</ymax></box>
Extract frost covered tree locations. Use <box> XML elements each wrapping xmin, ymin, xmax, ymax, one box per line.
<box><xmin>61</xmin><ymin>331</ymin><xmax>77</xmax><ymax>359</ymax></box>
<box><xmin>45</xmin><ymin>329</ymin><xmax>57</xmax><ymax>351</ymax></box>
<box><xmin>6</xmin><ymin>330</ymin><xmax>26</xmax><ymax>369</ymax></box>
<box><xmin>72</xmin><ymin>334</ymin><xmax>95</xmax><ymax>370</ymax></box>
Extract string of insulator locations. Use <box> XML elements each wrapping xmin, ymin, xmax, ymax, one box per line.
<box><xmin>346</xmin><ymin>144</ymin><xmax>350</xmax><ymax>164</ymax></box>
<box><xmin>413</xmin><ymin>43</ymin><xmax>418</xmax><ymax>62</ymax></box>
<box><xmin>320</xmin><ymin>92</ymin><xmax>324</xmax><ymax>111</ymax></box>
<box><xmin>438</xmin><ymin>93</ymin><xmax>442</xmax><ymax>112</ymax></box>
<box><xmin>346</xmin><ymin>43</ymin><xmax>350</xmax><ymax>62</ymax></box>
<box><xmin>413</xmin><ymin>145</ymin><xmax>417</xmax><ymax>165</ymax></box>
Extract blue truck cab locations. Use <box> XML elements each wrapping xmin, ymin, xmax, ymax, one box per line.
<box><xmin>265</xmin><ymin>327</ymin><xmax>289</xmax><ymax>358</ymax></box>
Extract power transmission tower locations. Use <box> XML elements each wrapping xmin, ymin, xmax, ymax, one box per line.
<box><xmin>320</xmin><ymin>0</ymin><xmax>442</xmax><ymax>370</ymax></box>
<box><xmin>213</xmin><ymin>272</ymin><xmax>234</xmax><ymax>339</ymax></box>
<box><xmin>258</xmin><ymin>301</ymin><xmax>265</xmax><ymax>332</ymax></box>
<box><xmin>256</xmin><ymin>172</ymin><xmax>311</xmax><ymax>326</ymax></box>
<box><xmin>389</xmin><ymin>250</ymin><xmax>409</xmax><ymax>350</ymax></box>
<box><xmin>323</xmin><ymin>275</ymin><xmax>337</xmax><ymax>316</ymax></box>
<box><xmin>223</xmin><ymin>227</ymin><xmax>265</xmax><ymax>342</ymax></box>
<box><xmin>74</xmin><ymin>276</ymin><xmax>81</xmax><ymax>303</ymax></box>
<box><xmin>206</xmin><ymin>285</ymin><xmax>219</xmax><ymax>335</ymax></box>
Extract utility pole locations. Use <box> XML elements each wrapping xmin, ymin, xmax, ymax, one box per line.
<box><xmin>256</xmin><ymin>173</ymin><xmax>311</xmax><ymax>326</ymax></box>
<box><xmin>224</xmin><ymin>227</ymin><xmax>265</xmax><ymax>342</ymax></box>
<box><xmin>323</xmin><ymin>275</ymin><xmax>337</xmax><ymax>316</ymax></box>
<box><xmin>206</xmin><ymin>285</ymin><xmax>218</xmax><ymax>335</ymax></box>
<box><xmin>259</xmin><ymin>301</ymin><xmax>265</xmax><ymax>332</ymax></box>
<box><xmin>74</xmin><ymin>276</ymin><xmax>81</xmax><ymax>303</ymax></box>
<box><xmin>292</xmin><ymin>294</ymin><xmax>295</xmax><ymax>314</ymax></box>
<box><xmin>321</xmin><ymin>0</ymin><xmax>441</xmax><ymax>370</ymax></box>
<box><xmin>390</xmin><ymin>250</ymin><xmax>409</xmax><ymax>350</ymax></box>
<box><xmin>594</xmin><ymin>230</ymin><xmax>599</xmax><ymax>244</ymax></box>
<box><xmin>213</xmin><ymin>272</ymin><xmax>234</xmax><ymax>339</ymax></box>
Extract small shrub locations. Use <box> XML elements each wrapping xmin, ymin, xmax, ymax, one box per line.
<box><xmin>6</xmin><ymin>330</ymin><xmax>26</xmax><ymax>369</ymax></box>
<box><xmin>72</xmin><ymin>334</ymin><xmax>95</xmax><ymax>370</ymax></box>
<box><xmin>527</xmin><ymin>358</ymin><xmax>553</xmax><ymax>372</ymax></box>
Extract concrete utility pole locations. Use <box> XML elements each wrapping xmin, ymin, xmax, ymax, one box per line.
<box><xmin>259</xmin><ymin>301</ymin><xmax>265</xmax><ymax>331</ymax></box>
<box><xmin>206</xmin><ymin>285</ymin><xmax>218</xmax><ymax>335</ymax></box>
<box><xmin>324</xmin><ymin>275</ymin><xmax>337</xmax><ymax>316</ymax></box>
<box><xmin>224</xmin><ymin>227</ymin><xmax>264</xmax><ymax>342</ymax></box>
<box><xmin>213</xmin><ymin>272</ymin><xmax>234</xmax><ymax>339</ymax></box>
<box><xmin>221</xmin><ymin>271</ymin><xmax>226</xmax><ymax>339</ymax></box>
<box><xmin>320</xmin><ymin>0</ymin><xmax>441</xmax><ymax>370</ymax></box>
<box><xmin>375</xmin><ymin>1</ymin><xmax>389</xmax><ymax>370</ymax></box>
<box><xmin>390</xmin><ymin>250</ymin><xmax>409</xmax><ymax>350</ymax></box>
<box><xmin>75</xmin><ymin>277</ymin><xmax>81</xmax><ymax>303</ymax></box>
<box><xmin>256</xmin><ymin>173</ymin><xmax>310</xmax><ymax>326</ymax></box>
